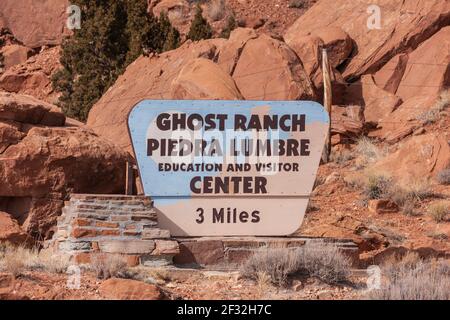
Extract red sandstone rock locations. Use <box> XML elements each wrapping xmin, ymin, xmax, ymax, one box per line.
<box><xmin>170</xmin><ymin>58</ymin><xmax>243</xmax><ymax>100</ymax></box>
<box><xmin>373</xmin><ymin>95</ymin><xmax>439</xmax><ymax>142</ymax></box>
<box><xmin>0</xmin><ymin>211</ymin><xmax>28</xmax><ymax>244</ymax></box>
<box><xmin>311</xmin><ymin>26</ymin><xmax>352</xmax><ymax>69</ymax></box>
<box><xmin>345</xmin><ymin>75</ymin><xmax>403</xmax><ymax>125</ymax></box>
<box><xmin>373</xmin><ymin>53</ymin><xmax>409</xmax><ymax>95</ymax></box>
<box><xmin>0</xmin><ymin>47</ymin><xmax>62</xmax><ymax>104</ymax></box>
<box><xmin>232</xmin><ymin>34</ymin><xmax>315</xmax><ymax>100</ymax></box>
<box><xmin>0</xmin><ymin>94</ymin><xmax>129</xmax><ymax>239</ymax></box>
<box><xmin>285</xmin><ymin>0</ymin><xmax>450</xmax><ymax>80</ymax></box>
<box><xmin>217</xmin><ymin>28</ymin><xmax>258</xmax><ymax>75</ymax></box>
<box><xmin>0</xmin><ymin>45</ymin><xmax>31</xmax><ymax>71</ymax></box>
<box><xmin>368</xmin><ymin>199</ymin><xmax>399</xmax><ymax>214</ymax></box>
<box><xmin>395</xmin><ymin>26</ymin><xmax>450</xmax><ymax>101</ymax></box>
<box><xmin>0</xmin><ymin>92</ymin><xmax>65</xmax><ymax>126</ymax></box>
<box><xmin>99</xmin><ymin>278</ymin><xmax>166</xmax><ymax>300</ymax></box>
<box><xmin>0</xmin><ymin>0</ymin><xmax>69</xmax><ymax>48</ymax></box>
<box><xmin>371</xmin><ymin>133</ymin><xmax>450</xmax><ymax>183</ymax></box>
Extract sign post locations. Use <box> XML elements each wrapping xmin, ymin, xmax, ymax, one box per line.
<box><xmin>128</xmin><ymin>100</ymin><xmax>329</xmax><ymax>236</ymax></box>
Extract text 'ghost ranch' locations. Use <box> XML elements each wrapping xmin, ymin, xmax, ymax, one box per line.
<box><xmin>146</xmin><ymin>113</ymin><xmax>313</xmax><ymax>195</ymax></box>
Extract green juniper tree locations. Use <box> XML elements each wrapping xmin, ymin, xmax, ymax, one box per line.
<box><xmin>53</xmin><ymin>0</ymin><xmax>180</xmax><ymax>121</ymax></box>
<box><xmin>187</xmin><ymin>4</ymin><xmax>213</xmax><ymax>41</ymax></box>
<box><xmin>220</xmin><ymin>15</ymin><xmax>236</xmax><ymax>39</ymax></box>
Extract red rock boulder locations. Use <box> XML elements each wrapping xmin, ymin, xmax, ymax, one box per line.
<box><xmin>232</xmin><ymin>34</ymin><xmax>315</xmax><ymax>100</ymax></box>
<box><xmin>0</xmin><ymin>0</ymin><xmax>69</xmax><ymax>48</ymax></box>
<box><xmin>0</xmin><ymin>93</ymin><xmax>129</xmax><ymax>240</ymax></box>
<box><xmin>285</xmin><ymin>0</ymin><xmax>450</xmax><ymax>80</ymax></box>
<box><xmin>99</xmin><ymin>278</ymin><xmax>166</xmax><ymax>300</ymax></box>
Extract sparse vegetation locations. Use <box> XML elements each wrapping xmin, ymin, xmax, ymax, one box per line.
<box><xmin>363</xmin><ymin>172</ymin><xmax>393</xmax><ymax>201</ymax></box>
<box><xmin>53</xmin><ymin>0</ymin><xmax>180</xmax><ymax>121</ymax></box>
<box><xmin>187</xmin><ymin>4</ymin><xmax>213</xmax><ymax>41</ymax></box>
<box><xmin>331</xmin><ymin>149</ymin><xmax>354</xmax><ymax>165</ymax></box>
<box><xmin>220</xmin><ymin>14</ymin><xmax>237</xmax><ymax>39</ymax></box>
<box><xmin>436</xmin><ymin>169</ymin><xmax>450</xmax><ymax>185</ymax></box>
<box><xmin>288</xmin><ymin>0</ymin><xmax>306</xmax><ymax>9</ymax></box>
<box><xmin>416</xmin><ymin>90</ymin><xmax>450</xmax><ymax>125</ymax></box>
<box><xmin>240</xmin><ymin>243</ymin><xmax>351</xmax><ymax>287</ymax></box>
<box><xmin>207</xmin><ymin>0</ymin><xmax>226</xmax><ymax>21</ymax></box>
<box><xmin>0</xmin><ymin>245</ymin><xmax>37</xmax><ymax>276</ymax></box>
<box><xmin>355</xmin><ymin>137</ymin><xmax>385</xmax><ymax>168</ymax></box>
<box><xmin>368</xmin><ymin>253</ymin><xmax>450</xmax><ymax>300</ymax></box>
<box><xmin>90</xmin><ymin>254</ymin><xmax>129</xmax><ymax>279</ymax></box>
<box><xmin>352</xmin><ymin>170</ymin><xmax>436</xmax><ymax>213</ymax></box>
<box><xmin>0</xmin><ymin>244</ymin><xmax>70</xmax><ymax>277</ymax></box>
<box><xmin>427</xmin><ymin>202</ymin><xmax>449</xmax><ymax>223</ymax></box>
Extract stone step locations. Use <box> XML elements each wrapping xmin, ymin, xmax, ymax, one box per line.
<box><xmin>173</xmin><ymin>237</ymin><xmax>361</xmax><ymax>268</ymax></box>
<box><xmin>70</xmin><ymin>194</ymin><xmax>151</xmax><ymax>202</ymax></box>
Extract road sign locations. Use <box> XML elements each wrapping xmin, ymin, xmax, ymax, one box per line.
<box><xmin>128</xmin><ymin>100</ymin><xmax>329</xmax><ymax>236</ymax></box>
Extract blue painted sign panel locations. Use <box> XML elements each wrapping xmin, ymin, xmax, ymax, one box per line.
<box><xmin>129</xmin><ymin>100</ymin><xmax>329</xmax><ymax>236</ymax></box>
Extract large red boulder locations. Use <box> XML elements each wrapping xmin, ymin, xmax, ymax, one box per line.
<box><xmin>170</xmin><ymin>58</ymin><xmax>243</xmax><ymax>100</ymax></box>
<box><xmin>395</xmin><ymin>26</ymin><xmax>450</xmax><ymax>102</ymax></box>
<box><xmin>0</xmin><ymin>0</ymin><xmax>69</xmax><ymax>48</ymax></box>
<box><xmin>232</xmin><ymin>34</ymin><xmax>315</xmax><ymax>100</ymax></box>
<box><xmin>0</xmin><ymin>93</ymin><xmax>129</xmax><ymax>240</ymax></box>
<box><xmin>99</xmin><ymin>278</ymin><xmax>166</xmax><ymax>300</ymax></box>
<box><xmin>87</xmin><ymin>32</ymin><xmax>316</xmax><ymax>153</ymax></box>
<box><xmin>371</xmin><ymin>133</ymin><xmax>450</xmax><ymax>183</ymax></box>
<box><xmin>0</xmin><ymin>211</ymin><xmax>28</xmax><ymax>244</ymax></box>
<box><xmin>87</xmin><ymin>38</ymin><xmax>231</xmax><ymax>153</ymax></box>
<box><xmin>285</xmin><ymin>0</ymin><xmax>450</xmax><ymax>80</ymax></box>
<box><xmin>0</xmin><ymin>47</ymin><xmax>61</xmax><ymax>104</ymax></box>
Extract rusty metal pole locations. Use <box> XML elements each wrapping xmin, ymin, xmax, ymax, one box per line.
<box><xmin>321</xmin><ymin>48</ymin><xmax>332</xmax><ymax>163</ymax></box>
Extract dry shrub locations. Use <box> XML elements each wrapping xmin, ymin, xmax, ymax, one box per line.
<box><xmin>331</xmin><ymin>149</ymin><xmax>354</xmax><ymax>165</ymax></box>
<box><xmin>91</xmin><ymin>254</ymin><xmax>128</xmax><ymax>279</ymax></box>
<box><xmin>416</xmin><ymin>90</ymin><xmax>450</xmax><ymax>125</ymax></box>
<box><xmin>362</xmin><ymin>172</ymin><xmax>393</xmax><ymax>201</ymax></box>
<box><xmin>255</xmin><ymin>272</ymin><xmax>272</xmax><ymax>298</ymax></box>
<box><xmin>36</xmin><ymin>250</ymin><xmax>70</xmax><ymax>274</ymax></box>
<box><xmin>240</xmin><ymin>243</ymin><xmax>351</xmax><ymax>287</ymax></box>
<box><xmin>288</xmin><ymin>0</ymin><xmax>306</xmax><ymax>8</ymax></box>
<box><xmin>403</xmin><ymin>180</ymin><xmax>435</xmax><ymax>201</ymax></box>
<box><xmin>427</xmin><ymin>202</ymin><xmax>449</xmax><ymax>223</ymax></box>
<box><xmin>207</xmin><ymin>0</ymin><xmax>226</xmax><ymax>21</ymax></box>
<box><xmin>369</xmin><ymin>254</ymin><xmax>450</xmax><ymax>300</ymax></box>
<box><xmin>355</xmin><ymin>137</ymin><xmax>384</xmax><ymax>167</ymax></box>
<box><xmin>240</xmin><ymin>248</ymin><xmax>299</xmax><ymax>286</ymax></box>
<box><xmin>297</xmin><ymin>242</ymin><xmax>351</xmax><ymax>284</ymax></box>
<box><xmin>436</xmin><ymin>169</ymin><xmax>450</xmax><ymax>185</ymax></box>
<box><xmin>0</xmin><ymin>244</ymin><xmax>39</xmax><ymax>277</ymax></box>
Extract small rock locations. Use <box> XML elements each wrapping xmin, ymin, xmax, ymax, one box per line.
<box><xmin>368</xmin><ymin>199</ymin><xmax>399</xmax><ymax>214</ymax></box>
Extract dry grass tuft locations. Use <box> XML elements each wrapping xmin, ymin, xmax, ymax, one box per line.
<box><xmin>355</xmin><ymin>137</ymin><xmax>385</xmax><ymax>168</ymax></box>
<box><xmin>369</xmin><ymin>254</ymin><xmax>450</xmax><ymax>300</ymax></box>
<box><xmin>0</xmin><ymin>244</ymin><xmax>70</xmax><ymax>276</ymax></box>
<box><xmin>427</xmin><ymin>202</ymin><xmax>449</xmax><ymax>223</ymax></box>
<box><xmin>36</xmin><ymin>250</ymin><xmax>70</xmax><ymax>274</ymax></box>
<box><xmin>0</xmin><ymin>244</ymin><xmax>39</xmax><ymax>277</ymax></box>
<box><xmin>207</xmin><ymin>0</ymin><xmax>226</xmax><ymax>21</ymax></box>
<box><xmin>90</xmin><ymin>254</ymin><xmax>129</xmax><ymax>279</ymax></box>
<box><xmin>362</xmin><ymin>172</ymin><xmax>393</xmax><ymax>201</ymax></box>
<box><xmin>416</xmin><ymin>90</ymin><xmax>450</xmax><ymax>125</ymax></box>
<box><xmin>331</xmin><ymin>149</ymin><xmax>354</xmax><ymax>165</ymax></box>
<box><xmin>240</xmin><ymin>243</ymin><xmax>351</xmax><ymax>287</ymax></box>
